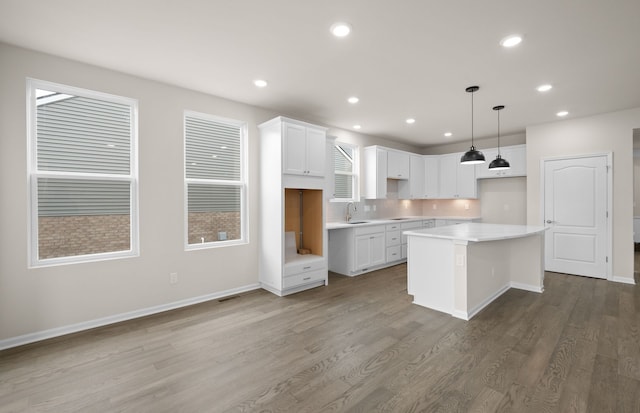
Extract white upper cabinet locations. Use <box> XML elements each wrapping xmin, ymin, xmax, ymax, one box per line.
<box><xmin>438</xmin><ymin>152</ymin><xmax>477</xmax><ymax>198</ymax></box>
<box><xmin>423</xmin><ymin>155</ymin><xmax>439</xmax><ymax>198</ymax></box>
<box><xmin>363</xmin><ymin>146</ymin><xmax>387</xmax><ymax>199</ymax></box>
<box><xmin>399</xmin><ymin>154</ymin><xmax>424</xmax><ymax>199</ymax></box>
<box><xmin>282</xmin><ymin>121</ymin><xmax>326</xmax><ymax>177</ymax></box>
<box><xmin>387</xmin><ymin>150</ymin><xmax>410</xmax><ymax>179</ymax></box>
<box><xmin>476</xmin><ymin>144</ymin><xmax>526</xmax><ymax>179</ymax></box>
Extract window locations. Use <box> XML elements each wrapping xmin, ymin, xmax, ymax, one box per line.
<box><xmin>184</xmin><ymin>111</ymin><xmax>247</xmax><ymax>248</ymax></box>
<box><xmin>333</xmin><ymin>142</ymin><xmax>359</xmax><ymax>201</ymax></box>
<box><xmin>27</xmin><ymin>79</ymin><xmax>138</xmax><ymax>266</ymax></box>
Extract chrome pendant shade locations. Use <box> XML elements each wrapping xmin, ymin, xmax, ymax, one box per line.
<box><xmin>460</xmin><ymin>86</ymin><xmax>485</xmax><ymax>165</ymax></box>
<box><xmin>488</xmin><ymin>105</ymin><xmax>510</xmax><ymax>170</ymax></box>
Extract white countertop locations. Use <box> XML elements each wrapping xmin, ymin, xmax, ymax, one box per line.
<box><xmin>326</xmin><ymin>216</ymin><xmax>480</xmax><ymax>230</ymax></box>
<box><xmin>404</xmin><ymin>223</ymin><xmax>547</xmax><ymax>242</ymax></box>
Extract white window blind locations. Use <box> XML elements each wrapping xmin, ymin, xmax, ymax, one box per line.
<box><xmin>333</xmin><ymin>142</ymin><xmax>358</xmax><ymax>201</ymax></box>
<box><xmin>28</xmin><ymin>79</ymin><xmax>138</xmax><ymax>266</ymax></box>
<box><xmin>184</xmin><ymin>112</ymin><xmax>247</xmax><ymax>247</ymax></box>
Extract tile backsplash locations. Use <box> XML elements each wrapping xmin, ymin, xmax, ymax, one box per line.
<box><xmin>327</xmin><ymin>198</ymin><xmax>480</xmax><ymax>222</ymax></box>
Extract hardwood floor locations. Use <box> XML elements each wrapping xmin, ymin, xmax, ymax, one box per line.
<box><xmin>1</xmin><ymin>262</ymin><xmax>639</xmax><ymax>412</ymax></box>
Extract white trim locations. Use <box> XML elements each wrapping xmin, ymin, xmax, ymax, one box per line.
<box><xmin>510</xmin><ymin>281</ymin><xmax>544</xmax><ymax>293</ymax></box>
<box><xmin>462</xmin><ymin>283</ymin><xmax>511</xmax><ymax>320</ymax></box>
<box><xmin>183</xmin><ymin>111</ymin><xmax>248</xmax><ymax>250</ymax></box>
<box><xmin>612</xmin><ymin>276</ymin><xmax>636</xmax><ymax>285</ymax></box>
<box><xmin>0</xmin><ymin>283</ymin><xmax>261</xmax><ymax>351</ymax></box>
<box><xmin>26</xmin><ymin>78</ymin><xmax>139</xmax><ymax>268</ymax></box>
<box><xmin>331</xmin><ymin>141</ymin><xmax>360</xmax><ymax>202</ymax></box>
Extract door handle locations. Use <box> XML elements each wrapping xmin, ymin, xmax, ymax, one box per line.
<box><xmin>546</xmin><ymin>220</ymin><xmax>556</xmax><ymax>224</ymax></box>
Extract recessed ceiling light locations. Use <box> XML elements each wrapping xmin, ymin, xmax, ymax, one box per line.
<box><xmin>330</xmin><ymin>22</ymin><xmax>352</xmax><ymax>37</ymax></box>
<box><xmin>406</xmin><ymin>118</ymin><xmax>416</xmax><ymax>124</ymax></box>
<box><xmin>500</xmin><ymin>35</ymin><xmax>523</xmax><ymax>48</ymax></box>
<box><xmin>353</xmin><ymin>124</ymin><xmax>361</xmax><ymax>130</ymax></box>
<box><xmin>253</xmin><ymin>79</ymin><xmax>268</xmax><ymax>88</ymax></box>
<box><xmin>444</xmin><ymin>132</ymin><xmax>452</xmax><ymax>137</ymax></box>
<box><xmin>537</xmin><ymin>84</ymin><xmax>553</xmax><ymax>92</ymax></box>
<box><xmin>347</xmin><ymin>96</ymin><xmax>359</xmax><ymax>104</ymax></box>
<box><xmin>556</xmin><ymin>111</ymin><xmax>569</xmax><ymax>117</ymax></box>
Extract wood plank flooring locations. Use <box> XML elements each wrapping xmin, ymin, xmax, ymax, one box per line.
<box><xmin>1</xmin><ymin>261</ymin><xmax>639</xmax><ymax>412</ymax></box>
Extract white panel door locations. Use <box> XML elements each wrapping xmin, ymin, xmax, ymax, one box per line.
<box><xmin>543</xmin><ymin>155</ymin><xmax>608</xmax><ymax>278</ymax></box>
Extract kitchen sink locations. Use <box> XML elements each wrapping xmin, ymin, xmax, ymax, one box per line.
<box><xmin>346</xmin><ymin>221</ymin><xmax>369</xmax><ymax>224</ymax></box>
<box><xmin>390</xmin><ymin>217</ymin><xmax>411</xmax><ymax>220</ymax></box>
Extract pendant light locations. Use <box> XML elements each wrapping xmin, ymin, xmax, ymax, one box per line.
<box><xmin>488</xmin><ymin>105</ymin><xmax>511</xmax><ymax>170</ymax></box>
<box><xmin>460</xmin><ymin>86</ymin><xmax>485</xmax><ymax>164</ymax></box>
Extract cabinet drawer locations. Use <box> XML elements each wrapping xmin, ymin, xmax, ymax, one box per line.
<box><xmin>386</xmin><ymin>230</ymin><xmax>401</xmax><ymax>246</ymax></box>
<box><xmin>283</xmin><ymin>269</ymin><xmax>326</xmax><ymax>289</ymax></box>
<box><xmin>423</xmin><ymin>219</ymin><xmax>435</xmax><ymax>228</ymax></box>
<box><xmin>284</xmin><ymin>259</ymin><xmax>325</xmax><ymax>277</ymax></box>
<box><xmin>386</xmin><ymin>245</ymin><xmax>402</xmax><ymax>262</ymax></box>
<box><xmin>385</xmin><ymin>223</ymin><xmax>401</xmax><ymax>231</ymax></box>
<box><xmin>354</xmin><ymin>225</ymin><xmax>385</xmax><ymax>236</ymax></box>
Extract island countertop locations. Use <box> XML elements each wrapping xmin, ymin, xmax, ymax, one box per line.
<box><xmin>404</xmin><ymin>223</ymin><xmax>548</xmax><ymax>243</ymax></box>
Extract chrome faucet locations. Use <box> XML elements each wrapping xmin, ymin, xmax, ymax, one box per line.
<box><xmin>346</xmin><ymin>202</ymin><xmax>356</xmax><ymax>222</ymax></box>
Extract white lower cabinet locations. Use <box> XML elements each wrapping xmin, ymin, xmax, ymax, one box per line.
<box><xmin>355</xmin><ymin>231</ymin><xmax>385</xmax><ymax>270</ymax></box>
<box><xmin>385</xmin><ymin>223</ymin><xmax>402</xmax><ymax>263</ymax></box>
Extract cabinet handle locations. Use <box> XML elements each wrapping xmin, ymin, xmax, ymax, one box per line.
<box><xmin>303</xmin><ymin>266</ymin><xmax>311</xmax><ymax>270</ymax></box>
<box><xmin>392</xmin><ymin>238</ymin><xmax>398</xmax><ymax>241</ymax></box>
<box><xmin>303</xmin><ymin>277</ymin><xmax>311</xmax><ymax>281</ymax></box>
<box><xmin>370</xmin><ymin>236</ymin><xmax>375</xmax><ymax>239</ymax></box>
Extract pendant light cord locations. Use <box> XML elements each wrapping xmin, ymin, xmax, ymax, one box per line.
<box><xmin>497</xmin><ymin>108</ymin><xmax>500</xmax><ymax>156</ymax></box>
<box><xmin>470</xmin><ymin>90</ymin><xmax>474</xmax><ymax>148</ymax></box>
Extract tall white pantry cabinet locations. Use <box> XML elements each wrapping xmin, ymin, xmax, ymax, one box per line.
<box><xmin>258</xmin><ymin>116</ymin><xmax>329</xmax><ymax>296</ymax></box>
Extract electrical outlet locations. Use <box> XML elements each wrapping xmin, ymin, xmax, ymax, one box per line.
<box><xmin>169</xmin><ymin>272</ymin><xmax>178</xmax><ymax>284</ymax></box>
<box><xmin>464</xmin><ymin>203</ymin><xmax>469</xmax><ymax>210</ymax></box>
<box><xmin>504</xmin><ymin>204</ymin><xmax>510</xmax><ymax>211</ymax></box>
<box><xmin>373</xmin><ymin>205</ymin><xmax>376</xmax><ymax>211</ymax></box>
<box><xmin>432</xmin><ymin>204</ymin><xmax>437</xmax><ymax>210</ymax></box>
<box><xmin>364</xmin><ymin>205</ymin><xmax>371</xmax><ymax>212</ymax></box>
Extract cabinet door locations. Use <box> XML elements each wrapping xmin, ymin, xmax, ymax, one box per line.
<box><xmin>502</xmin><ymin>145</ymin><xmax>526</xmax><ymax>176</ymax></box>
<box><xmin>355</xmin><ymin>235</ymin><xmax>371</xmax><ymax>270</ymax></box>
<box><xmin>424</xmin><ymin>156</ymin><xmax>439</xmax><ymax>198</ymax></box>
<box><xmin>408</xmin><ymin>154</ymin><xmax>424</xmax><ymax>199</ymax></box>
<box><xmin>387</xmin><ymin>150</ymin><xmax>410</xmax><ymax>179</ymax></box>
<box><xmin>283</xmin><ymin>123</ymin><xmax>307</xmax><ymax>175</ymax></box>
<box><xmin>475</xmin><ymin>148</ymin><xmax>499</xmax><ymax>179</ymax></box>
<box><xmin>438</xmin><ymin>153</ymin><xmax>458</xmax><ymax>198</ymax></box>
<box><xmin>370</xmin><ymin>233</ymin><xmax>386</xmax><ymax>266</ymax></box>
<box><xmin>305</xmin><ymin>127</ymin><xmax>326</xmax><ymax>176</ymax></box>
<box><xmin>457</xmin><ymin>158</ymin><xmax>477</xmax><ymax>198</ymax></box>
<box><xmin>363</xmin><ymin>147</ymin><xmax>387</xmax><ymax>199</ymax></box>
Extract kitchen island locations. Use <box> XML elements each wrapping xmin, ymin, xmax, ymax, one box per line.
<box><xmin>405</xmin><ymin>223</ymin><xmax>547</xmax><ymax>320</ymax></box>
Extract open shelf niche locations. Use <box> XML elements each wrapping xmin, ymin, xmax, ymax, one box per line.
<box><xmin>284</xmin><ymin>188</ymin><xmax>323</xmax><ymax>264</ymax></box>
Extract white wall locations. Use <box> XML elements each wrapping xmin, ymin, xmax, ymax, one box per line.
<box><xmin>478</xmin><ymin>177</ymin><xmax>527</xmax><ymax>225</ymax></box>
<box><xmin>526</xmin><ymin>108</ymin><xmax>640</xmax><ymax>282</ymax></box>
<box><xmin>0</xmin><ymin>43</ymin><xmax>416</xmax><ymax>346</ymax></box>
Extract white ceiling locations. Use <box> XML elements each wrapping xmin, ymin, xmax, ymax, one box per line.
<box><xmin>1</xmin><ymin>0</ymin><xmax>639</xmax><ymax>146</ymax></box>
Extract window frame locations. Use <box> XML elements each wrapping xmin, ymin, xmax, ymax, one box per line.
<box><xmin>331</xmin><ymin>141</ymin><xmax>360</xmax><ymax>202</ymax></box>
<box><xmin>183</xmin><ymin>110</ymin><xmax>248</xmax><ymax>250</ymax></box>
<box><xmin>26</xmin><ymin>78</ymin><xmax>139</xmax><ymax>267</ymax></box>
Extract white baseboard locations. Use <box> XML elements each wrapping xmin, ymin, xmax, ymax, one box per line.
<box><xmin>0</xmin><ymin>283</ymin><xmax>261</xmax><ymax>351</ymax></box>
<box><xmin>464</xmin><ymin>283</ymin><xmax>511</xmax><ymax>320</ymax></box>
<box><xmin>612</xmin><ymin>276</ymin><xmax>636</xmax><ymax>285</ymax></box>
<box><xmin>510</xmin><ymin>281</ymin><xmax>544</xmax><ymax>293</ymax></box>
